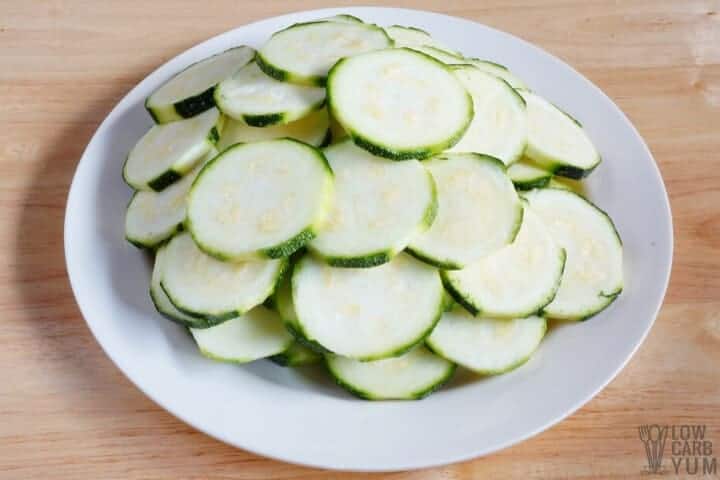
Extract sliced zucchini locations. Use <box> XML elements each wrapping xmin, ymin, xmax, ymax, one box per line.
<box><xmin>519</xmin><ymin>90</ymin><xmax>600</xmax><ymax>179</ymax></box>
<box><xmin>145</xmin><ymin>46</ymin><xmax>255</xmax><ymax>123</ymax></box>
<box><xmin>187</xmin><ymin>139</ymin><xmax>334</xmax><ymax>260</ymax></box>
<box><xmin>317</xmin><ymin>14</ymin><xmax>364</xmax><ymax>24</ymax></box>
<box><xmin>160</xmin><ymin>233</ymin><xmax>286</xmax><ymax>323</ymax></box>
<box><xmin>507</xmin><ymin>159</ymin><xmax>552</xmax><ymax>190</ymax></box>
<box><xmin>447</xmin><ymin>65</ymin><xmax>527</xmax><ymax>165</ymax></box>
<box><xmin>217</xmin><ymin>109</ymin><xmax>330</xmax><ymax>151</ymax></box>
<box><xmin>270</xmin><ymin>342</ymin><xmax>321</xmax><ymax>366</ymax></box>
<box><xmin>328</xmin><ymin>112</ymin><xmax>347</xmax><ymax>143</ymax></box>
<box><xmin>326</xmin><ymin>346</ymin><xmax>455</xmax><ymax>400</ymax></box>
<box><xmin>214</xmin><ymin>61</ymin><xmax>326</xmax><ymax>126</ymax></box>
<box><xmin>328</xmin><ymin>48</ymin><xmax>473</xmax><ymax>160</ymax></box>
<box><xmin>257</xmin><ymin>21</ymin><xmax>392</xmax><ymax>86</ymax></box>
<box><xmin>466</xmin><ymin>58</ymin><xmax>528</xmax><ymax>90</ymax></box>
<box><xmin>442</xmin><ymin>208</ymin><xmax>566</xmax><ymax>318</ymax></box>
<box><xmin>309</xmin><ymin>140</ymin><xmax>437</xmax><ymax>268</ymax></box>
<box><xmin>427</xmin><ymin>307</ymin><xmax>547</xmax><ymax>374</ymax></box>
<box><xmin>407</xmin><ymin>45</ymin><xmax>465</xmax><ymax>65</ymax></box>
<box><xmin>408</xmin><ymin>154</ymin><xmax>523</xmax><ymax>269</ymax></box>
<box><xmin>385</xmin><ymin>25</ymin><xmax>458</xmax><ymax>54</ymax></box>
<box><xmin>292</xmin><ymin>253</ymin><xmax>444</xmax><ymax>360</ymax></box>
<box><xmin>190</xmin><ymin>306</ymin><xmax>293</xmax><ymax>363</ymax></box>
<box><xmin>546</xmin><ymin>176</ymin><xmax>587</xmax><ymax>195</ymax></box>
<box><xmin>125</xmin><ymin>148</ymin><xmax>217</xmax><ymax>249</ymax></box>
<box><xmin>523</xmin><ymin>188</ymin><xmax>623</xmax><ymax>320</ymax></box>
<box><xmin>123</xmin><ymin>108</ymin><xmax>222</xmax><ymax>191</ymax></box>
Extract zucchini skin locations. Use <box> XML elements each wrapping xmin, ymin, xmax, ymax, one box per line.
<box><xmin>270</xmin><ymin>343</ymin><xmax>321</xmax><ymax>367</ymax></box>
<box><xmin>315</xmin><ymin>250</ymin><xmax>393</xmax><ymax>269</ymax></box>
<box><xmin>513</xmin><ymin>175</ymin><xmax>551</xmax><ymax>190</ymax></box>
<box><xmin>255</xmin><ymin>49</ymin><xmax>326</xmax><ymax>87</ymax></box>
<box><xmin>149</xmin><ymin>285</ymin><xmax>211</xmax><ymax>329</ymax></box>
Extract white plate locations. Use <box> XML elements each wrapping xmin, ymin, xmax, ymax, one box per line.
<box><xmin>64</xmin><ymin>7</ymin><xmax>673</xmax><ymax>471</ymax></box>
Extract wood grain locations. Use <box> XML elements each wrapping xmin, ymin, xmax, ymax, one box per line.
<box><xmin>1</xmin><ymin>1</ymin><xmax>718</xmax><ymax>478</ymax></box>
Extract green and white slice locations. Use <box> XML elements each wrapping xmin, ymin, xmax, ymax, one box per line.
<box><xmin>123</xmin><ymin>108</ymin><xmax>223</xmax><ymax>191</ymax></box>
<box><xmin>384</xmin><ymin>25</ymin><xmax>458</xmax><ymax>54</ymax></box>
<box><xmin>160</xmin><ymin>233</ymin><xmax>286</xmax><ymax>323</ymax></box>
<box><xmin>507</xmin><ymin>159</ymin><xmax>552</xmax><ymax>190</ymax></box>
<box><xmin>257</xmin><ymin>21</ymin><xmax>392</xmax><ymax>86</ymax></box>
<box><xmin>309</xmin><ymin>140</ymin><xmax>437</xmax><ymax>268</ymax></box>
<box><xmin>328</xmin><ymin>48</ymin><xmax>473</xmax><ymax>160</ymax></box>
<box><xmin>270</xmin><ymin>342</ymin><xmax>321</xmax><ymax>367</ymax></box>
<box><xmin>317</xmin><ymin>13</ymin><xmax>364</xmax><ymax>24</ymax></box>
<box><xmin>145</xmin><ymin>46</ymin><xmax>255</xmax><ymax>123</ymax></box>
<box><xmin>328</xmin><ymin>112</ymin><xmax>348</xmax><ymax>143</ymax></box>
<box><xmin>292</xmin><ymin>253</ymin><xmax>444</xmax><ymax>360</ymax></box>
<box><xmin>187</xmin><ymin>139</ymin><xmax>334</xmax><ymax>260</ymax></box>
<box><xmin>447</xmin><ymin>65</ymin><xmax>527</xmax><ymax>165</ymax></box>
<box><xmin>217</xmin><ymin>109</ymin><xmax>330</xmax><ymax>151</ymax></box>
<box><xmin>190</xmin><ymin>306</ymin><xmax>293</xmax><ymax>363</ymax></box>
<box><xmin>214</xmin><ymin>62</ymin><xmax>326</xmax><ymax>126</ymax></box>
<box><xmin>466</xmin><ymin>58</ymin><xmax>528</xmax><ymax>90</ymax></box>
<box><xmin>442</xmin><ymin>208</ymin><xmax>566</xmax><ymax>318</ymax></box>
<box><xmin>326</xmin><ymin>346</ymin><xmax>455</xmax><ymax>400</ymax></box>
<box><xmin>125</xmin><ymin>148</ymin><xmax>217</xmax><ymax>249</ymax></box>
<box><xmin>519</xmin><ymin>90</ymin><xmax>600</xmax><ymax>179</ymax></box>
<box><xmin>524</xmin><ymin>188</ymin><xmax>623</xmax><ymax>320</ymax></box>
<box><xmin>428</xmin><ymin>307</ymin><xmax>547</xmax><ymax>374</ymax></box>
<box><xmin>408</xmin><ymin>154</ymin><xmax>523</xmax><ymax>269</ymax></box>
<box><xmin>407</xmin><ymin>45</ymin><xmax>465</xmax><ymax>65</ymax></box>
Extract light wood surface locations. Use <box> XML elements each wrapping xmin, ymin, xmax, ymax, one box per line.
<box><xmin>1</xmin><ymin>1</ymin><xmax>718</xmax><ymax>478</ymax></box>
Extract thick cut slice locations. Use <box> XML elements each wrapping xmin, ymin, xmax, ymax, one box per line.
<box><xmin>270</xmin><ymin>342</ymin><xmax>322</xmax><ymax>366</ymax></box>
<box><xmin>442</xmin><ymin>208</ymin><xmax>566</xmax><ymax>318</ymax></box>
<box><xmin>257</xmin><ymin>21</ymin><xmax>391</xmax><ymax>86</ymax></box>
<box><xmin>519</xmin><ymin>90</ymin><xmax>600</xmax><ymax>178</ymax></box>
<box><xmin>217</xmin><ymin>109</ymin><xmax>330</xmax><ymax>151</ymax></box>
<box><xmin>309</xmin><ymin>140</ymin><xmax>437</xmax><ymax>267</ymax></box>
<box><xmin>292</xmin><ymin>253</ymin><xmax>444</xmax><ymax>360</ymax></box>
<box><xmin>507</xmin><ymin>159</ymin><xmax>552</xmax><ymax>190</ymax></box>
<box><xmin>523</xmin><ymin>188</ymin><xmax>623</xmax><ymax>320</ymax></box>
<box><xmin>190</xmin><ymin>306</ymin><xmax>293</xmax><ymax>363</ymax></box>
<box><xmin>214</xmin><ymin>62</ymin><xmax>326</xmax><ymax>126</ymax></box>
<box><xmin>145</xmin><ymin>46</ymin><xmax>255</xmax><ymax>123</ymax></box>
<box><xmin>408</xmin><ymin>154</ymin><xmax>523</xmax><ymax>269</ymax></box>
<box><xmin>385</xmin><ymin>26</ymin><xmax>458</xmax><ymax>54</ymax></box>
<box><xmin>428</xmin><ymin>307</ymin><xmax>547</xmax><ymax>374</ymax></box>
<box><xmin>160</xmin><ymin>233</ymin><xmax>286</xmax><ymax>323</ymax></box>
<box><xmin>317</xmin><ymin>13</ymin><xmax>364</xmax><ymax>23</ymax></box>
<box><xmin>187</xmin><ymin>139</ymin><xmax>334</xmax><ymax>260</ymax></box>
<box><xmin>466</xmin><ymin>58</ymin><xmax>528</xmax><ymax>90</ymax></box>
<box><xmin>326</xmin><ymin>347</ymin><xmax>455</xmax><ymax>400</ymax></box>
<box><xmin>447</xmin><ymin>65</ymin><xmax>527</xmax><ymax>165</ymax></box>
<box><xmin>123</xmin><ymin>108</ymin><xmax>222</xmax><ymax>191</ymax></box>
<box><xmin>328</xmin><ymin>48</ymin><xmax>473</xmax><ymax>160</ymax></box>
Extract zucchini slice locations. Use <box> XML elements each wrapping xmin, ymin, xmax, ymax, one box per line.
<box><xmin>385</xmin><ymin>25</ymin><xmax>458</xmax><ymax>54</ymax></box>
<box><xmin>292</xmin><ymin>253</ymin><xmax>444</xmax><ymax>361</ymax></box>
<box><xmin>447</xmin><ymin>65</ymin><xmax>527</xmax><ymax>165</ymax></box>
<box><xmin>217</xmin><ymin>109</ymin><xmax>330</xmax><ymax>151</ymax></box>
<box><xmin>317</xmin><ymin>14</ymin><xmax>364</xmax><ymax>24</ymax></box>
<box><xmin>407</xmin><ymin>45</ymin><xmax>465</xmax><ymax>64</ymax></box>
<box><xmin>187</xmin><ymin>139</ymin><xmax>334</xmax><ymax>260</ymax></box>
<box><xmin>466</xmin><ymin>58</ymin><xmax>528</xmax><ymax>90</ymax></box>
<box><xmin>507</xmin><ymin>159</ymin><xmax>553</xmax><ymax>190</ymax></box>
<box><xmin>190</xmin><ymin>306</ymin><xmax>293</xmax><ymax>363</ymax></box>
<box><xmin>309</xmin><ymin>140</ymin><xmax>437</xmax><ymax>267</ymax></box>
<box><xmin>427</xmin><ymin>307</ymin><xmax>547</xmax><ymax>374</ymax></box>
<box><xmin>442</xmin><ymin>208</ymin><xmax>566</xmax><ymax>318</ymax></box>
<box><xmin>408</xmin><ymin>154</ymin><xmax>523</xmax><ymax>269</ymax></box>
<box><xmin>270</xmin><ymin>342</ymin><xmax>321</xmax><ymax>367</ymax></box>
<box><xmin>523</xmin><ymin>188</ymin><xmax>623</xmax><ymax>320</ymax></box>
<box><xmin>519</xmin><ymin>90</ymin><xmax>600</xmax><ymax>179</ymax></box>
<box><xmin>145</xmin><ymin>46</ymin><xmax>255</xmax><ymax>123</ymax></box>
<box><xmin>326</xmin><ymin>346</ymin><xmax>455</xmax><ymax>400</ymax></box>
<box><xmin>328</xmin><ymin>48</ymin><xmax>473</xmax><ymax>160</ymax></box>
<box><xmin>257</xmin><ymin>21</ymin><xmax>392</xmax><ymax>86</ymax></box>
<box><xmin>214</xmin><ymin>62</ymin><xmax>326</xmax><ymax>126</ymax></box>
<box><xmin>123</xmin><ymin>108</ymin><xmax>222</xmax><ymax>191</ymax></box>
<box><xmin>160</xmin><ymin>233</ymin><xmax>286</xmax><ymax>323</ymax></box>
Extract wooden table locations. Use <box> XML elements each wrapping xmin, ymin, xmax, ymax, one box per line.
<box><xmin>2</xmin><ymin>1</ymin><xmax>718</xmax><ymax>478</ymax></box>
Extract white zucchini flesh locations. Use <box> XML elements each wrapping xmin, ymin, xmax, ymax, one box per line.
<box><xmin>385</xmin><ymin>26</ymin><xmax>458</xmax><ymax>54</ymax></box>
<box><xmin>123</xmin><ymin>108</ymin><xmax>222</xmax><ymax>191</ymax></box>
<box><xmin>507</xmin><ymin>159</ymin><xmax>552</xmax><ymax>190</ymax></box>
<box><xmin>309</xmin><ymin>140</ymin><xmax>437</xmax><ymax>267</ymax></box>
<box><xmin>187</xmin><ymin>139</ymin><xmax>334</xmax><ymax>260</ymax></box>
<box><xmin>523</xmin><ymin>188</ymin><xmax>623</xmax><ymax>320</ymax></box>
<box><xmin>428</xmin><ymin>307</ymin><xmax>547</xmax><ymax>374</ymax></box>
<box><xmin>442</xmin><ymin>208</ymin><xmax>566</xmax><ymax>318</ymax></box>
<box><xmin>328</xmin><ymin>48</ymin><xmax>473</xmax><ymax>160</ymax></box>
<box><xmin>217</xmin><ymin>109</ymin><xmax>330</xmax><ymax>151</ymax></box>
<box><xmin>145</xmin><ymin>46</ymin><xmax>255</xmax><ymax>123</ymax></box>
<box><xmin>407</xmin><ymin>45</ymin><xmax>465</xmax><ymax>64</ymax></box>
<box><xmin>214</xmin><ymin>62</ymin><xmax>326</xmax><ymax>126</ymax></box>
<box><xmin>190</xmin><ymin>306</ymin><xmax>293</xmax><ymax>363</ymax></box>
<box><xmin>257</xmin><ymin>21</ymin><xmax>392</xmax><ymax>86</ymax></box>
<box><xmin>447</xmin><ymin>65</ymin><xmax>527</xmax><ymax>165</ymax></box>
<box><xmin>326</xmin><ymin>347</ymin><xmax>455</xmax><ymax>400</ymax></box>
<box><xmin>519</xmin><ymin>90</ymin><xmax>600</xmax><ymax>179</ymax></box>
<box><xmin>466</xmin><ymin>58</ymin><xmax>528</xmax><ymax>90</ymax></box>
<box><xmin>408</xmin><ymin>154</ymin><xmax>523</xmax><ymax>269</ymax></box>
<box><xmin>160</xmin><ymin>233</ymin><xmax>286</xmax><ymax>322</ymax></box>
<box><xmin>292</xmin><ymin>253</ymin><xmax>444</xmax><ymax>360</ymax></box>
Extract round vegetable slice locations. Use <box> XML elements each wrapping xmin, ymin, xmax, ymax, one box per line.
<box><xmin>217</xmin><ymin>109</ymin><xmax>330</xmax><ymax>151</ymax></box>
<box><xmin>407</xmin><ymin>45</ymin><xmax>465</xmax><ymax>64</ymax></box>
<box><xmin>328</xmin><ymin>48</ymin><xmax>473</xmax><ymax>160</ymax></box>
<box><xmin>292</xmin><ymin>253</ymin><xmax>444</xmax><ymax>360</ymax></box>
<box><xmin>309</xmin><ymin>140</ymin><xmax>437</xmax><ymax>267</ymax></box>
<box><xmin>187</xmin><ymin>139</ymin><xmax>334</xmax><ymax>260</ymax></box>
<box><xmin>385</xmin><ymin>25</ymin><xmax>458</xmax><ymax>54</ymax></box>
<box><xmin>507</xmin><ymin>159</ymin><xmax>552</xmax><ymax>190</ymax></box>
<box><xmin>465</xmin><ymin>58</ymin><xmax>528</xmax><ymax>90</ymax></box>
